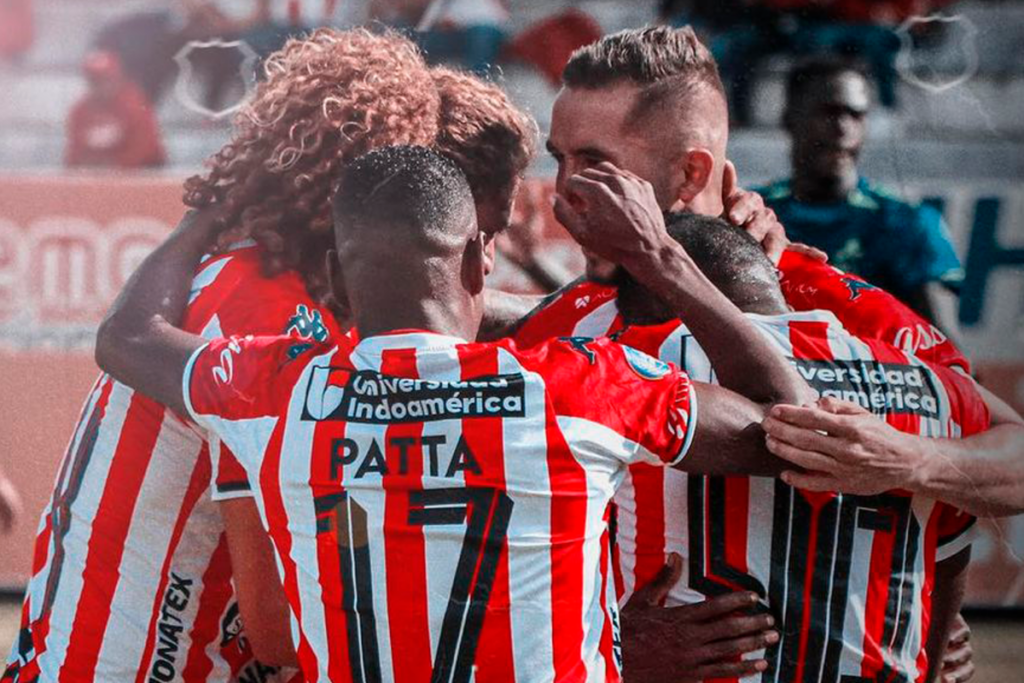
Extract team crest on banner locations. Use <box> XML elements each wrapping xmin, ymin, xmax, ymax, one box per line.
<box><xmin>896</xmin><ymin>14</ymin><xmax>979</xmax><ymax>94</ymax></box>
<box><xmin>173</xmin><ymin>40</ymin><xmax>258</xmax><ymax>119</ymax></box>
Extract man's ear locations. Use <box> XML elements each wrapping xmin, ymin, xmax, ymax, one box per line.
<box><xmin>482</xmin><ymin>233</ymin><xmax>497</xmax><ymax>276</ymax></box>
<box><xmin>325</xmin><ymin>250</ymin><xmax>352</xmax><ymax>321</ymax></box>
<box><xmin>670</xmin><ymin>148</ymin><xmax>715</xmax><ymax>208</ymax></box>
<box><xmin>461</xmin><ymin>234</ymin><xmax>487</xmax><ymax>297</ymax></box>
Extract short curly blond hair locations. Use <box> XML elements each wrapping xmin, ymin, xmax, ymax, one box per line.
<box><xmin>432</xmin><ymin>67</ymin><xmax>538</xmax><ymax>212</ymax></box>
<box><xmin>183</xmin><ymin>28</ymin><xmax>440</xmax><ymax>299</ymax></box>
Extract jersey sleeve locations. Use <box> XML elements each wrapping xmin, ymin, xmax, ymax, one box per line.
<box><xmin>778</xmin><ymin>249</ymin><xmax>972</xmax><ymax>374</ymax></box>
<box><xmin>934</xmin><ymin>503</ymin><xmax>977</xmax><ymax>562</ymax></box>
<box><xmin>512</xmin><ymin>279</ymin><xmax>619</xmax><ymax>348</ymax></box>
<box><xmin>529</xmin><ymin>337</ymin><xmax>698</xmax><ymax>467</ymax></box>
<box><xmin>209</xmin><ymin>437</ymin><xmax>254</xmax><ymax>502</ymax></box>
<box><xmin>184</xmin><ymin>334</ymin><xmax>322</xmax><ymax>476</ymax></box>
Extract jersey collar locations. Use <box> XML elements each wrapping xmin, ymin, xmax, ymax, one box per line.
<box><xmin>354</xmin><ymin>330</ymin><xmax>469</xmax><ymax>357</ymax></box>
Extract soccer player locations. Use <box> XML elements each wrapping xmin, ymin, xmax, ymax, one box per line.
<box><xmin>567</xmin><ymin>199</ymin><xmax>986</xmax><ymax>683</ymax></box>
<box><xmin>2</xmin><ymin>29</ymin><xmax>521</xmax><ymax>683</ymax></box>
<box><xmin>93</xmin><ymin>145</ymin><xmax>815</xmax><ymax>682</ymax></box>
<box><xmin>759</xmin><ymin>57</ymin><xmax>964</xmax><ymax>333</ymax></box>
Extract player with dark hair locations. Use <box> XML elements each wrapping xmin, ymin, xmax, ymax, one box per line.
<box><xmin>759</xmin><ymin>55</ymin><xmax>964</xmax><ymax>333</ymax></box>
<box><xmin>92</xmin><ymin>144</ymin><xmax>816</xmax><ymax>682</ymax></box>
<box><xmin>562</xmin><ymin>190</ymin><xmax>987</xmax><ymax>683</ymax></box>
<box><xmin>2</xmin><ymin>29</ymin><xmax>541</xmax><ymax>683</ymax></box>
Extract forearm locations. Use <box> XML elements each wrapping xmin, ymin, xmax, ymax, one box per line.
<box><xmin>913</xmin><ymin>424</ymin><xmax>1024</xmax><ymax>516</ymax></box>
<box><xmin>631</xmin><ymin>242</ymin><xmax>812</xmax><ymax>406</ymax></box>
<box><xmin>478</xmin><ymin>289</ymin><xmax>546</xmax><ymax>341</ymax></box>
<box><xmin>95</xmin><ymin>211</ymin><xmax>216</xmax><ymax>412</ymax></box>
<box><xmin>924</xmin><ymin>549</ymin><xmax>970</xmax><ymax>683</ymax></box>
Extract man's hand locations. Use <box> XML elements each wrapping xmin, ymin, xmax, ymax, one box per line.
<box><xmin>554</xmin><ymin>161</ymin><xmax>676</xmax><ymax>279</ymax></box>
<box><xmin>762</xmin><ymin>397</ymin><xmax>924</xmax><ymax>495</ymax></box>
<box><xmin>621</xmin><ymin>554</ymin><xmax>779</xmax><ymax>683</ymax></box>
<box><xmin>721</xmin><ymin>162</ymin><xmax>827</xmax><ymax>265</ymax></box>
<box><xmin>939</xmin><ymin>614</ymin><xmax>975</xmax><ymax>683</ymax></box>
<box><xmin>0</xmin><ymin>470</ymin><xmax>22</xmax><ymax>533</ymax></box>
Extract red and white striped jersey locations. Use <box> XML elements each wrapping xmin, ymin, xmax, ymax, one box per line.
<box><xmin>4</xmin><ymin>244</ymin><xmax>337</xmax><ymax>683</ymax></box>
<box><xmin>611</xmin><ymin>310</ymin><xmax>989</xmax><ymax>683</ymax></box>
<box><xmin>513</xmin><ymin>251</ymin><xmax>971</xmax><ymax>374</ymax></box>
<box><xmin>183</xmin><ymin>330</ymin><xmax>699</xmax><ymax>683</ymax></box>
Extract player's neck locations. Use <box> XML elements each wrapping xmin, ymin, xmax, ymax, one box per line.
<box><xmin>790</xmin><ymin>167</ymin><xmax>858</xmax><ymax>204</ymax></box>
<box><xmin>354</xmin><ymin>295</ymin><xmax>481</xmax><ymax>343</ymax></box>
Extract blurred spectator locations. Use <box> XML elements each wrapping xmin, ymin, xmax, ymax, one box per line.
<box><xmin>0</xmin><ymin>0</ymin><xmax>33</xmax><ymax>63</ymax></box>
<box><xmin>368</xmin><ymin>0</ymin><xmax>510</xmax><ymax>75</ymax></box>
<box><xmin>65</xmin><ymin>51</ymin><xmax>166</xmax><ymax>170</ymax></box>
<box><xmin>759</xmin><ymin>57</ymin><xmax>963</xmax><ymax>330</ymax></box>
<box><xmin>0</xmin><ymin>465</ymin><xmax>20</xmax><ymax>534</ymax></box>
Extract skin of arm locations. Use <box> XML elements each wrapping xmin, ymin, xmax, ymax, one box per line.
<box><xmin>220</xmin><ymin>498</ymin><xmax>299</xmax><ymax>667</ymax></box>
<box><xmin>762</xmin><ymin>386</ymin><xmax>1024</xmax><ymax>517</ymax></box>
<box><xmin>478</xmin><ymin>288</ymin><xmax>546</xmax><ymax>342</ymax></box>
<box><xmin>94</xmin><ymin>210</ymin><xmax>220</xmax><ymax>414</ymax></box>
<box><xmin>924</xmin><ymin>548</ymin><xmax>971</xmax><ymax>683</ymax></box>
<box><xmin>554</xmin><ymin>162</ymin><xmax>815</xmax><ymax>407</ymax></box>
<box><xmin>904</xmin><ymin>282</ymin><xmax>966</xmax><ymax>355</ymax></box>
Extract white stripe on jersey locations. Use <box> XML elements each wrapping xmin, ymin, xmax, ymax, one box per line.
<box><xmin>34</xmin><ymin>381</ymin><xmax>134</xmax><ymax>678</ymax></box>
<box><xmin>573</xmin><ymin>300</ymin><xmax>619</xmax><ymax>339</ymax></box>
<box><xmin>495</xmin><ymin>346</ymin><xmax>555</xmax><ymax>680</ymax></box>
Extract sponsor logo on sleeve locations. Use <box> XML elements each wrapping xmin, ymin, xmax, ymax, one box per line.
<box><xmin>301</xmin><ymin>368</ymin><xmax>527</xmax><ymax>423</ymax></box>
<box><xmin>840</xmin><ymin>276</ymin><xmax>878</xmax><ymax>301</ymax></box>
<box><xmin>286</xmin><ymin>304</ymin><xmax>330</xmax><ymax>342</ymax></box>
<box><xmin>794</xmin><ymin>359</ymin><xmax>942</xmax><ymax>418</ymax></box>
<box><xmin>623</xmin><ymin>345</ymin><xmax>672</xmax><ymax>381</ymax></box>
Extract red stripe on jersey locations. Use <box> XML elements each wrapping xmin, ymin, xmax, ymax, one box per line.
<box><xmin>628</xmin><ymin>464</ymin><xmax>666</xmax><ymax>592</ymax></box>
<box><xmin>860</xmin><ymin>500</ymin><xmax>901</xmax><ymax>679</ymax></box>
<box><xmin>260</xmin><ymin>414</ymin><xmax>320</xmax><ymax>680</ymax></box>
<box><xmin>134</xmin><ymin>445</ymin><xmax>213</xmax><ymax>683</ymax></box>
<box><xmin>180</xmin><ymin>535</ymin><xmax>234</xmax><ymax>682</ymax></box>
<box><xmin>59</xmin><ymin>393</ymin><xmax>163</xmax><ymax>680</ymax></box>
<box><xmin>379</xmin><ymin>348</ymin><xmax>433</xmax><ymax>683</ymax></box>
<box><xmin>457</xmin><ymin>345</ymin><xmax>516</xmax><ymax>681</ymax></box>
<box><xmin>723</xmin><ymin>477</ymin><xmax>750</xmax><ymax>576</ymax></box>
<box><xmin>788</xmin><ymin>321</ymin><xmax>834</xmax><ymax>360</ymax></box>
<box><xmin>312</xmin><ymin>404</ymin><xmax>354</xmax><ymax>683</ymax></box>
<box><xmin>545</xmin><ymin>410</ymin><xmax>588</xmax><ymax>680</ymax></box>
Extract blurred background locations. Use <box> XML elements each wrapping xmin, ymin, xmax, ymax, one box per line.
<box><xmin>0</xmin><ymin>0</ymin><xmax>1022</xmax><ymax>678</ymax></box>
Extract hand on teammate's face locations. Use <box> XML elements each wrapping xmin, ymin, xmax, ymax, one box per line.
<box><xmin>940</xmin><ymin>614</ymin><xmax>975</xmax><ymax>683</ymax></box>
<box><xmin>553</xmin><ymin>162</ymin><xmax>670</xmax><ymax>274</ymax></box>
<box><xmin>761</xmin><ymin>396</ymin><xmax>922</xmax><ymax>496</ymax></box>
<box><xmin>620</xmin><ymin>554</ymin><xmax>779</xmax><ymax>683</ymax></box>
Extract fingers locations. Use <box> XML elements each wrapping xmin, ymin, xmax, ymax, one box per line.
<box><xmin>942</xmin><ymin>641</ymin><xmax>973</xmax><ymax>669</ymax></box>
<box><xmin>764</xmin><ymin>435</ymin><xmax>838</xmax><ymax>473</ymax></box>
<box><xmin>947</xmin><ymin>614</ymin><xmax>971</xmax><ymax>646</ymax></box>
<box><xmin>779</xmin><ymin>470</ymin><xmax>842</xmax><ymax>492</ymax></box>
<box><xmin>767</xmin><ymin>404</ymin><xmax>858</xmax><ymax>438</ymax></box>
<box><xmin>700</xmin><ymin>613</ymin><xmax>776</xmax><ymax>642</ymax></box>
<box><xmin>817</xmin><ymin>396</ymin><xmax>870</xmax><ymax>417</ymax></box>
<box><xmin>725</xmin><ymin>192</ymin><xmax>764</xmax><ymax>230</ymax></box>
<box><xmin>941</xmin><ymin>660</ymin><xmax>976</xmax><ymax>683</ymax></box>
<box><xmin>721</xmin><ymin>160</ymin><xmax>738</xmax><ymax>202</ymax></box>
<box><xmin>674</xmin><ymin>591</ymin><xmax>761</xmax><ymax>621</ymax></box>
<box><xmin>703</xmin><ymin>630</ymin><xmax>780</xmax><ymax>660</ymax></box>
<box><xmin>690</xmin><ymin>657</ymin><xmax>769</xmax><ymax>680</ymax></box>
<box><xmin>762</xmin><ymin>416</ymin><xmax>848</xmax><ymax>461</ymax></box>
<box><xmin>787</xmin><ymin>242</ymin><xmax>829</xmax><ymax>263</ymax></box>
<box><xmin>636</xmin><ymin>554</ymin><xmax>683</xmax><ymax>607</ymax></box>
<box><xmin>760</xmin><ymin>223</ymin><xmax>788</xmax><ymax>266</ymax></box>
<box><xmin>552</xmin><ymin>194</ymin><xmax>587</xmax><ymax>239</ymax></box>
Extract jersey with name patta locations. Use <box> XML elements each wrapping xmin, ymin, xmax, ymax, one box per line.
<box><xmin>611</xmin><ymin>311</ymin><xmax>988</xmax><ymax>683</ymax></box>
<box><xmin>3</xmin><ymin>244</ymin><xmax>334</xmax><ymax>683</ymax></box>
<box><xmin>184</xmin><ymin>330</ymin><xmax>698</xmax><ymax>683</ymax></box>
<box><xmin>512</xmin><ymin>253</ymin><xmax>971</xmax><ymax>375</ymax></box>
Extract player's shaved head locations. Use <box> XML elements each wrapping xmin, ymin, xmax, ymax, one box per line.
<box><xmin>618</xmin><ymin>212</ymin><xmax>788</xmax><ymax>323</ymax></box>
<box><xmin>562</xmin><ymin>26</ymin><xmax>728</xmax><ymax>160</ymax></box>
<box><xmin>331</xmin><ymin>145</ymin><xmax>485</xmax><ymax>339</ymax></box>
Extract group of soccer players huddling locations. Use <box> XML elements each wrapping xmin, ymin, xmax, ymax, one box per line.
<box><xmin>5</xmin><ymin>23</ymin><xmax>1024</xmax><ymax>683</ymax></box>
